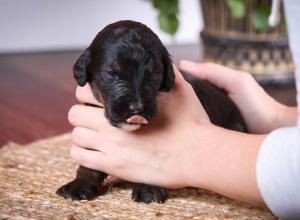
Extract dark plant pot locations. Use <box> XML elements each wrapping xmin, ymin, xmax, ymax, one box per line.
<box><xmin>200</xmin><ymin>0</ymin><xmax>294</xmax><ymax>84</ymax></box>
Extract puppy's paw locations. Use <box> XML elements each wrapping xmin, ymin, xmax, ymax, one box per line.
<box><xmin>132</xmin><ymin>184</ymin><xmax>168</xmax><ymax>204</ymax></box>
<box><xmin>56</xmin><ymin>179</ymin><xmax>106</xmax><ymax>200</ymax></box>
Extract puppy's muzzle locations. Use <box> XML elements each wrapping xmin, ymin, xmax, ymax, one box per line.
<box><xmin>128</xmin><ymin>102</ymin><xmax>144</xmax><ymax>115</ymax></box>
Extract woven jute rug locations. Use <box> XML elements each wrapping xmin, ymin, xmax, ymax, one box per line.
<box><xmin>0</xmin><ymin>134</ymin><xmax>275</xmax><ymax>220</ymax></box>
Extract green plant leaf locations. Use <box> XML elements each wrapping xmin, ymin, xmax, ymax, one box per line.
<box><xmin>251</xmin><ymin>5</ymin><xmax>271</xmax><ymax>30</ymax></box>
<box><xmin>158</xmin><ymin>13</ymin><xmax>179</xmax><ymax>35</ymax></box>
<box><xmin>146</xmin><ymin>0</ymin><xmax>180</xmax><ymax>35</ymax></box>
<box><xmin>225</xmin><ymin>0</ymin><xmax>246</xmax><ymax>19</ymax></box>
<box><xmin>151</xmin><ymin>0</ymin><xmax>178</xmax><ymax>15</ymax></box>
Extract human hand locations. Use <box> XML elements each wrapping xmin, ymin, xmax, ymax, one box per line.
<box><xmin>68</xmin><ymin>65</ymin><xmax>211</xmax><ymax>189</ymax></box>
<box><xmin>179</xmin><ymin>61</ymin><xmax>298</xmax><ymax>134</ymax></box>
<box><xmin>69</xmin><ymin>64</ymin><xmax>266</xmax><ymax>205</ymax></box>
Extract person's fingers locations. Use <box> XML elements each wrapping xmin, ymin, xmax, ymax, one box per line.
<box><xmin>179</xmin><ymin>60</ymin><xmax>252</xmax><ymax>92</ymax></box>
<box><xmin>70</xmin><ymin>143</ymin><xmax>144</xmax><ymax>183</ymax></box>
<box><xmin>71</xmin><ymin>126</ymin><xmax>148</xmax><ymax>159</ymax></box>
<box><xmin>70</xmin><ymin>145</ymin><xmax>109</xmax><ymax>171</ymax></box>
<box><xmin>76</xmin><ymin>84</ymin><xmax>102</xmax><ymax>106</ymax></box>
<box><xmin>68</xmin><ymin>104</ymin><xmax>107</xmax><ymax>130</ymax></box>
<box><xmin>72</xmin><ymin>127</ymin><xmax>103</xmax><ymax>150</ymax></box>
<box><xmin>71</xmin><ymin>126</ymin><xmax>129</xmax><ymax>151</ymax></box>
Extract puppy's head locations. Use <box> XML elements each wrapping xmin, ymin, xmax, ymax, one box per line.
<box><xmin>73</xmin><ymin>20</ymin><xmax>175</xmax><ymax>131</ymax></box>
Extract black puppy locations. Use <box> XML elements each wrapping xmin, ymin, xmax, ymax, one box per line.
<box><xmin>56</xmin><ymin>20</ymin><xmax>246</xmax><ymax>204</ymax></box>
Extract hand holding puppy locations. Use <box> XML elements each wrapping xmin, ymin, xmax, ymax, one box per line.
<box><xmin>179</xmin><ymin>61</ymin><xmax>298</xmax><ymax>133</ymax></box>
<box><xmin>68</xmin><ymin>62</ymin><xmax>278</xmax><ymax>205</ymax></box>
<box><xmin>69</xmin><ymin>65</ymin><xmax>210</xmax><ymax>189</ymax></box>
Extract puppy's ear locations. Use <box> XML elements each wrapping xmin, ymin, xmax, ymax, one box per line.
<box><xmin>73</xmin><ymin>48</ymin><xmax>91</xmax><ymax>87</ymax></box>
<box><xmin>159</xmin><ymin>51</ymin><xmax>175</xmax><ymax>92</ymax></box>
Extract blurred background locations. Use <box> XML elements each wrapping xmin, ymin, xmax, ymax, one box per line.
<box><xmin>0</xmin><ymin>0</ymin><xmax>297</xmax><ymax>146</ymax></box>
<box><xmin>0</xmin><ymin>0</ymin><xmax>201</xmax><ymax>53</ymax></box>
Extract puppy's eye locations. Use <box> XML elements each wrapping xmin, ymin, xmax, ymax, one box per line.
<box><xmin>153</xmin><ymin>72</ymin><xmax>160</xmax><ymax>80</ymax></box>
<box><xmin>106</xmin><ymin>71</ymin><xmax>118</xmax><ymax>79</ymax></box>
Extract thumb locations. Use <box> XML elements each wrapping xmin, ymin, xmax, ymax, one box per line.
<box><xmin>171</xmin><ymin>64</ymin><xmax>191</xmax><ymax>89</ymax></box>
<box><xmin>179</xmin><ymin>60</ymin><xmax>248</xmax><ymax>93</ymax></box>
<box><xmin>172</xmin><ymin>63</ymin><xmax>185</xmax><ymax>82</ymax></box>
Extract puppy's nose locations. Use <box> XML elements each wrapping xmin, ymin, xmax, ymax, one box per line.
<box><xmin>129</xmin><ymin>102</ymin><xmax>144</xmax><ymax>114</ymax></box>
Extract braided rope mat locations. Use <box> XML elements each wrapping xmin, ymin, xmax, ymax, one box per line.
<box><xmin>0</xmin><ymin>134</ymin><xmax>275</xmax><ymax>220</ymax></box>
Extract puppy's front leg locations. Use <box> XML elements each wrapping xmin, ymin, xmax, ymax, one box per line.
<box><xmin>132</xmin><ymin>184</ymin><xmax>169</xmax><ymax>204</ymax></box>
<box><xmin>56</xmin><ymin>166</ymin><xmax>107</xmax><ymax>200</ymax></box>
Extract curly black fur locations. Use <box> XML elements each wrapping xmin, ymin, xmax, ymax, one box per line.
<box><xmin>56</xmin><ymin>20</ymin><xmax>246</xmax><ymax>204</ymax></box>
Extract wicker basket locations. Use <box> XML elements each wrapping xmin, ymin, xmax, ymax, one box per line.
<box><xmin>200</xmin><ymin>0</ymin><xmax>294</xmax><ymax>83</ymax></box>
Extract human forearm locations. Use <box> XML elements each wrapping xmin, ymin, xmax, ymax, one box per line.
<box><xmin>185</xmin><ymin>124</ymin><xmax>266</xmax><ymax>205</ymax></box>
<box><xmin>274</xmin><ymin>106</ymin><xmax>298</xmax><ymax>129</ymax></box>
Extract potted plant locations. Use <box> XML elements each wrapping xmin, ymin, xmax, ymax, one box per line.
<box><xmin>147</xmin><ymin>0</ymin><xmax>294</xmax><ymax>84</ymax></box>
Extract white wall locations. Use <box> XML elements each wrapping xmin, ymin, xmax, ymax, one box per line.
<box><xmin>0</xmin><ymin>0</ymin><xmax>203</xmax><ymax>53</ymax></box>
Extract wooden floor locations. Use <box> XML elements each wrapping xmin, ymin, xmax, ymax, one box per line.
<box><xmin>0</xmin><ymin>45</ymin><xmax>297</xmax><ymax>146</ymax></box>
<box><xmin>0</xmin><ymin>52</ymin><xmax>79</xmax><ymax>146</ymax></box>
